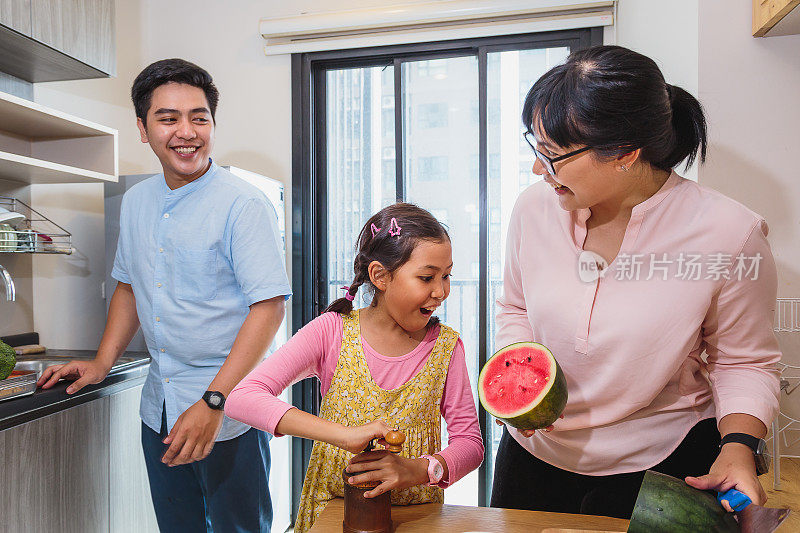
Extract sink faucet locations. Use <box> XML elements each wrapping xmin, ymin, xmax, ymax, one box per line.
<box><xmin>0</xmin><ymin>264</ymin><xmax>14</xmax><ymax>302</ymax></box>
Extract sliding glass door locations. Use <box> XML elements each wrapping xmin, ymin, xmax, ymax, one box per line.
<box><xmin>292</xmin><ymin>28</ymin><xmax>602</xmax><ymax>515</ymax></box>
<box><xmin>404</xmin><ymin>55</ymin><xmax>481</xmax><ymax>505</ymax></box>
<box><xmin>485</xmin><ymin>45</ymin><xmax>571</xmax><ymax>472</ymax></box>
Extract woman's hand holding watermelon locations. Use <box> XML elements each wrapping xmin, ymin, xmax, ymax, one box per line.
<box><xmin>494</xmin><ymin>417</ymin><xmax>557</xmax><ymax>437</ymax></box>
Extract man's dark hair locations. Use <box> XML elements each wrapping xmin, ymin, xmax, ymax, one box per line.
<box><xmin>131</xmin><ymin>58</ymin><xmax>219</xmax><ymax>126</ymax></box>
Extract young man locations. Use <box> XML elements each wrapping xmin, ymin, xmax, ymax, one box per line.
<box><xmin>38</xmin><ymin>59</ymin><xmax>290</xmax><ymax>532</ymax></box>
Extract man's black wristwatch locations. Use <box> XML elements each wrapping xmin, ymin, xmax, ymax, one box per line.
<box><xmin>202</xmin><ymin>390</ymin><xmax>226</xmax><ymax>410</ymax></box>
<box><xmin>719</xmin><ymin>432</ymin><xmax>770</xmax><ymax>476</ymax></box>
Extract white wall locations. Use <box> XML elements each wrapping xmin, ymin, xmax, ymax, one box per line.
<box><xmin>611</xmin><ymin>0</ymin><xmax>700</xmax><ymax>181</ymax></box>
<box><xmin>615</xmin><ymin>0</ymin><xmax>699</xmax><ymax>94</ymax></box>
<box><xmin>698</xmin><ymin>0</ymin><xmax>800</xmax><ymax>298</ymax></box>
<box><xmin>0</xmin><ymin>180</ymin><xmax>33</xmax><ymax>336</ymax></box>
<box><xmin>698</xmin><ymin>0</ymin><xmax>800</xmax><ymax>456</ymax></box>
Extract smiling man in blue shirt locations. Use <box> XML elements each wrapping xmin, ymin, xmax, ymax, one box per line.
<box><xmin>38</xmin><ymin>59</ymin><xmax>291</xmax><ymax>532</ymax></box>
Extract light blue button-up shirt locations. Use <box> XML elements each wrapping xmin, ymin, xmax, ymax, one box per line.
<box><xmin>112</xmin><ymin>161</ymin><xmax>291</xmax><ymax>440</ymax></box>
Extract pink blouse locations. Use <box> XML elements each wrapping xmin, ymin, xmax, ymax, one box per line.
<box><xmin>226</xmin><ymin>312</ymin><xmax>484</xmax><ymax>487</ymax></box>
<box><xmin>496</xmin><ymin>171</ymin><xmax>780</xmax><ymax>475</ymax></box>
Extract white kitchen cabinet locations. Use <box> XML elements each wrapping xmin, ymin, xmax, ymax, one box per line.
<box><xmin>109</xmin><ymin>385</ymin><xmax>159</xmax><ymax>533</ymax></box>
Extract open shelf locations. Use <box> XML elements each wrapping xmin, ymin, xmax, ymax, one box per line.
<box><xmin>0</xmin><ymin>90</ymin><xmax>117</xmax><ymax>185</ymax></box>
<box><xmin>0</xmin><ymin>91</ymin><xmax>115</xmax><ymax>138</ymax></box>
<box><xmin>0</xmin><ymin>151</ymin><xmax>115</xmax><ymax>185</ymax></box>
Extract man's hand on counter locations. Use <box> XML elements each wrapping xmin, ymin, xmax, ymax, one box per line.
<box><xmin>37</xmin><ymin>360</ymin><xmax>113</xmax><ymax>394</ymax></box>
<box><xmin>161</xmin><ymin>399</ymin><xmax>224</xmax><ymax>467</ymax></box>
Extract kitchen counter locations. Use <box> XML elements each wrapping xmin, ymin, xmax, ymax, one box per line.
<box><xmin>309</xmin><ymin>499</ymin><xmax>630</xmax><ymax>532</ymax></box>
<box><xmin>0</xmin><ymin>349</ymin><xmax>150</xmax><ymax>431</ymax></box>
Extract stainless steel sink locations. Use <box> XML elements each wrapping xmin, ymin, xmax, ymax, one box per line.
<box><xmin>13</xmin><ymin>355</ymin><xmax>146</xmax><ymax>380</ymax></box>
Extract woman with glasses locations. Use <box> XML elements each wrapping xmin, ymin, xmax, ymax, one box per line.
<box><xmin>491</xmin><ymin>45</ymin><xmax>780</xmax><ymax>519</ymax></box>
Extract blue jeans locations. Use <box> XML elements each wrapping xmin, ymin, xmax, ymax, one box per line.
<box><xmin>141</xmin><ymin>410</ymin><xmax>272</xmax><ymax>532</ymax></box>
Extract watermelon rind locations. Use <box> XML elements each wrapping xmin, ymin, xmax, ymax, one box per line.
<box><xmin>478</xmin><ymin>342</ymin><xmax>568</xmax><ymax>430</ymax></box>
<box><xmin>628</xmin><ymin>470</ymin><xmax>740</xmax><ymax>533</ymax></box>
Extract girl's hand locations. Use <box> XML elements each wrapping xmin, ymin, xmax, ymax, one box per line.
<box><xmin>336</xmin><ymin>419</ymin><xmax>393</xmax><ymax>454</ymax></box>
<box><xmin>685</xmin><ymin>443</ymin><xmax>766</xmax><ymax>511</ymax></box>
<box><xmin>345</xmin><ymin>450</ymin><xmax>428</xmax><ymax>498</ymax></box>
<box><xmin>494</xmin><ymin>414</ymin><xmax>562</xmax><ymax>438</ymax></box>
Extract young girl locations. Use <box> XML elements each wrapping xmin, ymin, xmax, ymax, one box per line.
<box><xmin>226</xmin><ymin>203</ymin><xmax>484</xmax><ymax>532</ymax></box>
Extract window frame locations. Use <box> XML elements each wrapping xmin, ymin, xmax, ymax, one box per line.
<box><xmin>290</xmin><ymin>27</ymin><xmax>603</xmax><ymax>518</ymax></box>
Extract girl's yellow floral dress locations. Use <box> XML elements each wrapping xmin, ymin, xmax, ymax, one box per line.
<box><xmin>294</xmin><ymin>309</ymin><xmax>459</xmax><ymax>532</ymax></box>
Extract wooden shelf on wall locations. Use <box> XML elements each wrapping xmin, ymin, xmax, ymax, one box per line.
<box><xmin>753</xmin><ymin>0</ymin><xmax>800</xmax><ymax>37</ymax></box>
<box><xmin>0</xmin><ymin>90</ymin><xmax>117</xmax><ymax>185</ymax></box>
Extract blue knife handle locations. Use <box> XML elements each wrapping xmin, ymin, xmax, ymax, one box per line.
<box><xmin>717</xmin><ymin>489</ymin><xmax>751</xmax><ymax>511</ymax></box>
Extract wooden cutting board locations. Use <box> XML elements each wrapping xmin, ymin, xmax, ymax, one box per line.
<box><xmin>12</xmin><ymin>344</ymin><xmax>46</xmax><ymax>355</ymax></box>
<box><xmin>308</xmin><ymin>499</ymin><xmax>629</xmax><ymax>532</ymax></box>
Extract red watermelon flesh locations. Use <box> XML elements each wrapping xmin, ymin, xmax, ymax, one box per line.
<box><xmin>478</xmin><ymin>342</ymin><xmax>567</xmax><ymax>430</ymax></box>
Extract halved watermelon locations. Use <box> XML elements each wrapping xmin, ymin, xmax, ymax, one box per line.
<box><xmin>478</xmin><ymin>342</ymin><xmax>567</xmax><ymax>430</ymax></box>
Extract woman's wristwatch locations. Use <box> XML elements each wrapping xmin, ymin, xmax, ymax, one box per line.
<box><xmin>420</xmin><ymin>454</ymin><xmax>444</xmax><ymax>486</ymax></box>
<box><xmin>719</xmin><ymin>432</ymin><xmax>769</xmax><ymax>475</ymax></box>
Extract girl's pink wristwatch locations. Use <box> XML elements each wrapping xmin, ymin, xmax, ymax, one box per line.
<box><xmin>421</xmin><ymin>454</ymin><xmax>444</xmax><ymax>486</ymax></box>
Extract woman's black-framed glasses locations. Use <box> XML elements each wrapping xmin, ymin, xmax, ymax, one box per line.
<box><xmin>523</xmin><ymin>131</ymin><xmax>592</xmax><ymax>176</ymax></box>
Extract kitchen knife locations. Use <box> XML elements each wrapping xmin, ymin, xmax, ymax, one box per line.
<box><xmin>718</xmin><ymin>488</ymin><xmax>791</xmax><ymax>533</ymax></box>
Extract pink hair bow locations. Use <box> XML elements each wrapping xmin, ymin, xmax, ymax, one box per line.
<box><xmin>388</xmin><ymin>217</ymin><xmax>401</xmax><ymax>237</ymax></box>
<box><xmin>370</xmin><ymin>223</ymin><xmax>381</xmax><ymax>238</ymax></box>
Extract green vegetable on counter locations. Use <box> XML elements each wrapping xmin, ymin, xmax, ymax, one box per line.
<box><xmin>0</xmin><ymin>340</ymin><xmax>17</xmax><ymax>380</ymax></box>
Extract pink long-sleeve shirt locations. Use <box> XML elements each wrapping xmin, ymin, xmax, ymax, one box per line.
<box><xmin>226</xmin><ymin>312</ymin><xmax>484</xmax><ymax>487</ymax></box>
<box><xmin>497</xmin><ymin>171</ymin><xmax>780</xmax><ymax>475</ymax></box>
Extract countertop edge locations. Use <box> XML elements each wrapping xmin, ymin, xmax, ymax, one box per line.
<box><xmin>0</xmin><ymin>362</ymin><xmax>150</xmax><ymax>431</ymax></box>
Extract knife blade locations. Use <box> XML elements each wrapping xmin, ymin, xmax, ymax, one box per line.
<box><xmin>735</xmin><ymin>503</ymin><xmax>791</xmax><ymax>533</ymax></box>
<box><xmin>717</xmin><ymin>488</ymin><xmax>791</xmax><ymax>533</ymax></box>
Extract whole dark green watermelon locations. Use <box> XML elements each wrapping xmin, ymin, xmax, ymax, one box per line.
<box><xmin>628</xmin><ymin>470</ymin><xmax>740</xmax><ymax>532</ymax></box>
<box><xmin>0</xmin><ymin>340</ymin><xmax>16</xmax><ymax>380</ymax></box>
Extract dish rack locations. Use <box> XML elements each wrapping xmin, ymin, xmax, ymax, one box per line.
<box><xmin>770</xmin><ymin>297</ymin><xmax>800</xmax><ymax>490</ymax></box>
<box><xmin>0</xmin><ymin>196</ymin><xmax>72</xmax><ymax>254</ymax></box>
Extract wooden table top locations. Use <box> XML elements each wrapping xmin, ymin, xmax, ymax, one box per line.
<box><xmin>309</xmin><ymin>498</ymin><xmax>630</xmax><ymax>532</ymax></box>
